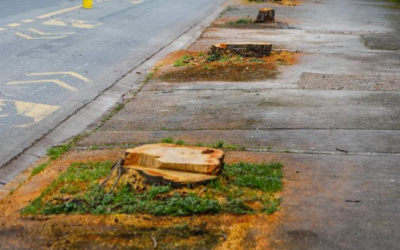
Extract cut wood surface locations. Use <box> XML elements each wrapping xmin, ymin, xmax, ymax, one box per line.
<box><xmin>209</xmin><ymin>43</ymin><xmax>273</xmax><ymax>57</ymax></box>
<box><xmin>124</xmin><ymin>144</ymin><xmax>225</xmax><ymax>175</ymax></box>
<box><xmin>126</xmin><ymin>166</ymin><xmax>218</xmax><ymax>186</ymax></box>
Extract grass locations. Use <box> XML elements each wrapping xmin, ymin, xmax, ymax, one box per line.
<box><xmin>173</xmin><ymin>55</ymin><xmax>194</xmax><ymax>67</ymax></box>
<box><xmin>101</xmin><ymin>102</ymin><xmax>125</xmax><ymax>123</ymax></box>
<box><xmin>159</xmin><ymin>138</ymin><xmax>245</xmax><ymax>151</ymax></box>
<box><xmin>226</xmin><ymin>16</ymin><xmax>254</xmax><ymax>26</ymax></box>
<box><xmin>22</xmin><ymin>161</ymin><xmax>283</xmax><ymax>216</ymax></box>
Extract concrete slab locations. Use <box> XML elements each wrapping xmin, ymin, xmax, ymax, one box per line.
<box><xmin>98</xmin><ymin>89</ymin><xmax>400</xmax><ymax>131</ymax></box>
<box><xmin>233</xmin><ymin>152</ymin><xmax>400</xmax><ymax>250</ymax></box>
<box><xmin>77</xmin><ymin>129</ymin><xmax>400</xmax><ymax>154</ymax></box>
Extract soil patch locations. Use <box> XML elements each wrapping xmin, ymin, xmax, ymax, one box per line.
<box><xmin>156</xmin><ymin>50</ymin><xmax>297</xmax><ymax>82</ymax></box>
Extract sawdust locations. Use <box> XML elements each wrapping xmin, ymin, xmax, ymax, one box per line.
<box><xmin>155</xmin><ymin>50</ymin><xmax>298</xmax><ymax>82</ymax></box>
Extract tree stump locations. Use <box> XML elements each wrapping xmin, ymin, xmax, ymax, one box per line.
<box><xmin>209</xmin><ymin>43</ymin><xmax>273</xmax><ymax>58</ymax></box>
<box><xmin>255</xmin><ymin>8</ymin><xmax>275</xmax><ymax>23</ymax></box>
<box><xmin>123</xmin><ymin>144</ymin><xmax>225</xmax><ymax>185</ymax></box>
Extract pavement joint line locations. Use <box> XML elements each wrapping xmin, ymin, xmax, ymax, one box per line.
<box><xmin>69</xmin><ymin>146</ymin><xmax>400</xmax><ymax>157</ymax></box>
<box><xmin>36</xmin><ymin>4</ymin><xmax>82</xmax><ymax>19</ymax></box>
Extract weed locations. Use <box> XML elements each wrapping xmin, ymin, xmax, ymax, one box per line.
<box><xmin>227</xmin><ymin>16</ymin><xmax>254</xmax><ymax>26</ymax></box>
<box><xmin>101</xmin><ymin>102</ymin><xmax>125</xmax><ymax>123</ymax></box>
<box><xmin>31</xmin><ymin>162</ymin><xmax>49</xmax><ymax>177</ymax></box>
<box><xmin>250</xmin><ymin>58</ymin><xmax>264</xmax><ymax>63</ymax></box>
<box><xmin>262</xmin><ymin>198</ymin><xmax>281</xmax><ymax>214</ymax></box>
<box><xmin>224</xmin><ymin>162</ymin><xmax>283</xmax><ymax>192</ymax></box>
<box><xmin>173</xmin><ymin>55</ymin><xmax>194</xmax><ymax>67</ymax></box>
<box><xmin>161</xmin><ymin>137</ymin><xmax>174</xmax><ymax>143</ymax></box>
<box><xmin>23</xmin><ymin>161</ymin><xmax>283</xmax><ymax>216</ymax></box>
<box><xmin>175</xmin><ymin>140</ymin><xmax>186</xmax><ymax>145</ymax></box>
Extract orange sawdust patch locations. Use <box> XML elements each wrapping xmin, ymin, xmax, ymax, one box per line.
<box><xmin>242</xmin><ymin>0</ymin><xmax>300</xmax><ymax>6</ymax></box>
<box><xmin>155</xmin><ymin>50</ymin><xmax>298</xmax><ymax>82</ymax></box>
<box><xmin>0</xmin><ymin>150</ymin><xmax>283</xmax><ymax>249</ymax></box>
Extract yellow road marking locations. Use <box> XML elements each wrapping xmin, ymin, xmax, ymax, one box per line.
<box><xmin>15</xmin><ymin>32</ymin><xmax>65</xmax><ymax>40</ymax></box>
<box><xmin>27</xmin><ymin>72</ymin><xmax>93</xmax><ymax>83</ymax></box>
<box><xmin>7</xmin><ymin>80</ymin><xmax>78</xmax><ymax>92</ymax></box>
<box><xmin>29</xmin><ymin>28</ymin><xmax>75</xmax><ymax>35</ymax></box>
<box><xmin>22</xmin><ymin>19</ymin><xmax>35</xmax><ymax>23</ymax></box>
<box><xmin>0</xmin><ymin>28</ymin><xmax>5</xmax><ymax>31</ymax></box>
<box><xmin>132</xmin><ymin>0</ymin><xmax>143</xmax><ymax>3</ymax></box>
<box><xmin>0</xmin><ymin>98</ymin><xmax>60</xmax><ymax>127</ymax></box>
<box><xmin>43</xmin><ymin>18</ymin><xmax>102</xmax><ymax>29</ymax></box>
<box><xmin>7</xmin><ymin>23</ymin><xmax>21</xmax><ymax>27</ymax></box>
<box><xmin>36</xmin><ymin>5</ymin><xmax>82</xmax><ymax>19</ymax></box>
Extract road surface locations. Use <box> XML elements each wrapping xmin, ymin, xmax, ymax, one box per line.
<box><xmin>0</xmin><ymin>0</ymin><xmax>227</xmax><ymax>171</ymax></box>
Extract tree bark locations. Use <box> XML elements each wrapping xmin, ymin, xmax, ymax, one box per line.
<box><xmin>255</xmin><ymin>8</ymin><xmax>275</xmax><ymax>23</ymax></box>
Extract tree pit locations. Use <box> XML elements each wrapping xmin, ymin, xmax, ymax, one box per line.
<box><xmin>156</xmin><ymin>50</ymin><xmax>298</xmax><ymax>82</ymax></box>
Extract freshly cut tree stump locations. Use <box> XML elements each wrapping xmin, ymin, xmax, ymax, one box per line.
<box><xmin>209</xmin><ymin>43</ymin><xmax>273</xmax><ymax>58</ymax></box>
<box><xmin>255</xmin><ymin>8</ymin><xmax>275</xmax><ymax>23</ymax></box>
<box><xmin>123</xmin><ymin>144</ymin><xmax>225</xmax><ymax>185</ymax></box>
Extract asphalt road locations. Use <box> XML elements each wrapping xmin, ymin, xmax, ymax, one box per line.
<box><xmin>0</xmin><ymin>0</ymin><xmax>227</xmax><ymax>168</ymax></box>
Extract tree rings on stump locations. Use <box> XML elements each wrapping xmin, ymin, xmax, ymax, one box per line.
<box><xmin>123</xmin><ymin>144</ymin><xmax>225</xmax><ymax>185</ymax></box>
<box><xmin>255</xmin><ymin>8</ymin><xmax>275</xmax><ymax>23</ymax></box>
<box><xmin>209</xmin><ymin>43</ymin><xmax>273</xmax><ymax>58</ymax></box>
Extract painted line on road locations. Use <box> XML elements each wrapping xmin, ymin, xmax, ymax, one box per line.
<box><xmin>7</xmin><ymin>80</ymin><xmax>78</xmax><ymax>92</ymax></box>
<box><xmin>0</xmin><ymin>98</ymin><xmax>60</xmax><ymax>128</ymax></box>
<box><xmin>36</xmin><ymin>5</ymin><xmax>82</xmax><ymax>19</ymax></box>
<box><xmin>15</xmin><ymin>32</ymin><xmax>65</xmax><ymax>40</ymax></box>
<box><xmin>132</xmin><ymin>0</ymin><xmax>143</xmax><ymax>3</ymax></box>
<box><xmin>29</xmin><ymin>28</ymin><xmax>75</xmax><ymax>35</ymax></box>
<box><xmin>7</xmin><ymin>23</ymin><xmax>21</xmax><ymax>27</ymax></box>
<box><xmin>27</xmin><ymin>72</ymin><xmax>93</xmax><ymax>83</ymax></box>
<box><xmin>42</xmin><ymin>18</ymin><xmax>103</xmax><ymax>29</ymax></box>
<box><xmin>0</xmin><ymin>28</ymin><xmax>5</xmax><ymax>31</ymax></box>
<box><xmin>22</xmin><ymin>19</ymin><xmax>35</xmax><ymax>23</ymax></box>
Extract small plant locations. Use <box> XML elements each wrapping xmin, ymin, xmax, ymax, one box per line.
<box><xmin>206</xmin><ymin>54</ymin><xmax>219</xmax><ymax>62</ymax></box>
<box><xmin>161</xmin><ymin>137</ymin><xmax>174</xmax><ymax>143</ymax></box>
<box><xmin>101</xmin><ymin>102</ymin><xmax>125</xmax><ymax>123</ymax></box>
<box><xmin>173</xmin><ymin>55</ymin><xmax>194</xmax><ymax>67</ymax></box>
<box><xmin>250</xmin><ymin>58</ymin><xmax>264</xmax><ymax>63</ymax></box>
<box><xmin>227</xmin><ymin>16</ymin><xmax>254</xmax><ymax>26</ymax></box>
<box><xmin>23</xmin><ymin>161</ymin><xmax>283</xmax><ymax>216</ymax></box>
<box><xmin>31</xmin><ymin>163</ymin><xmax>49</xmax><ymax>177</ymax></box>
<box><xmin>175</xmin><ymin>140</ymin><xmax>186</xmax><ymax>145</ymax></box>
